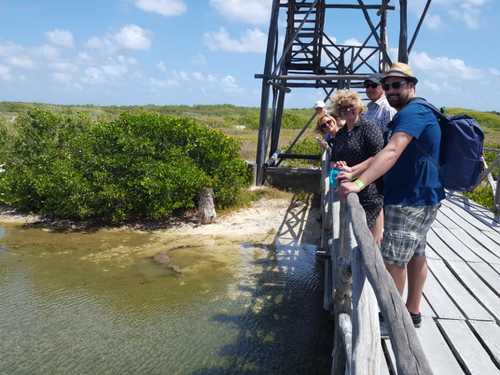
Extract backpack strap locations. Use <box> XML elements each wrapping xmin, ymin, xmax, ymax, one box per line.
<box><xmin>408</xmin><ymin>97</ymin><xmax>446</xmax><ymax>121</ymax></box>
<box><xmin>405</xmin><ymin>97</ymin><xmax>442</xmax><ymax>168</ymax></box>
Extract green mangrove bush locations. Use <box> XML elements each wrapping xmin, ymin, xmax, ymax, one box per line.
<box><xmin>0</xmin><ymin>110</ymin><xmax>250</xmax><ymax>223</ymax></box>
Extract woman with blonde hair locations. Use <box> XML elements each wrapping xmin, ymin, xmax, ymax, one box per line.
<box><xmin>331</xmin><ymin>90</ymin><xmax>384</xmax><ymax>244</ymax></box>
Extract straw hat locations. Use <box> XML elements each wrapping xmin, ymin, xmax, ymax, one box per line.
<box><xmin>382</xmin><ymin>62</ymin><xmax>418</xmax><ymax>83</ymax></box>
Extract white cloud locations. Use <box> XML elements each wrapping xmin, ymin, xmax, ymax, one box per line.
<box><xmin>489</xmin><ymin>68</ymin><xmax>500</xmax><ymax>76</ymax></box>
<box><xmin>411</xmin><ymin>0</ymin><xmax>490</xmax><ymax>30</ymax></box>
<box><xmin>157</xmin><ymin>61</ymin><xmax>167</xmax><ymax>72</ymax></box>
<box><xmin>0</xmin><ymin>65</ymin><xmax>12</xmax><ymax>80</ymax></box>
<box><xmin>210</xmin><ymin>0</ymin><xmax>271</xmax><ymax>25</ymax></box>
<box><xmin>192</xmin><ymin>72</ymin><xmax>204</xmax><ymax>81</ymax></box>
<box><xmin>149</xmin><ymin>77</ymin><xmax>180</xmax><ymax>88</ymax></box>
<box><xmin>425</xmin><ymin>14</ymin><xmax>442</xmax><ymax>30</ymax></box>
<box><xmin>114</xmin><ymin>25</ymin><xmax>152</xmax><ymax>50</ymax></box>
<box><xmin>0</xmin><ymin>42</ymin><xmax>24</xmax><ymax>58</ymax></box>
<box><xmin>8</xmin><ymin>56</ymin><xmax>35</xmax><ymax>69</ymax></box>
<box><xmin>101</xmin><ymin>64</ymin><xmax>128</xmax><ymax>77</ymax></box>
<box><xmin>411</xmin><ymin>51</ymin><xmax>482</xmax><ymax>80</ymax></box>
<box><xmin>422</xmin><ymin>80</ymin><xmax>441</xmax><ymax>92</ymax></box>
<box><xmin>83</xmin><ymin>67</ymin><xmax>105</xmax><ymax>84</ymax></box>
<box><xmin>134</xmin><ymin>0</ymin><xmax>186</xmax><ymax>16</ymax></box>
<box><xmin>222</xmin><ymin>75</ymin><xmax>240</xmax><ymax>92</ymax></box>
<box><xmin>81</xmin><ymin>62</ymin><xmax>129</xmax><ymax>84</ymax></box>
<box><xmin>204</xmin><ymin>27</ymin><xmax>266</xmax><ymax>53</ymax></box>
<box><xmin>33</xmin><ymin>44</ymin><xmax>60</xmax><ymax>61</ymax></box>
<box><xmin>45</xmin><ymin>29</ymin><xmax>74</xmax><ymax>48</ymax></box>
<box><xmin>85</xmin><ymin>25</ymin><xmax>152</xmax><ymax>53</ymax></box>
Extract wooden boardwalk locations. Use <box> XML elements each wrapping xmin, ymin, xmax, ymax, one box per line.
<box><xmin>382</xmin><ymin>194</ymin><xmax>500</xmax><ymax>374</ymax></box>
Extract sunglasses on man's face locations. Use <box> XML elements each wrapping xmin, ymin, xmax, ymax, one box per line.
<box><xmin>363</xmin><ymin>82</ymin><xmax>379</xmax><ymax>89</ymax></box>
<box><xmin>382</xmin><ymin>80</ymin><xmax>407</xmax><ymax>91</ymax></box>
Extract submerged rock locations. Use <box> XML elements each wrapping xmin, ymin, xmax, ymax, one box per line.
<box><xmin>152</xmin><ymin>251</ymin><xmax>182</xmax><ymax>275</ymax></box>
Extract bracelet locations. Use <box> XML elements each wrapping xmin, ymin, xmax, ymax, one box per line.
<box><xmin>354</xmin><ymin>179</ymin><xmax>365</xmax><ymax>190</ymax></box>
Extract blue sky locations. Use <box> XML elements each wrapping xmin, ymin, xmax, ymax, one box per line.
<box><xmin>1</xmin><ymin>0</ymin><xmax>499</xmax><ymax>110</ymax></box>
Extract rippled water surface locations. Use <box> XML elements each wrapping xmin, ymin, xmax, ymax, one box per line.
<box><xmin>0</xmin><ymin>223</ymin><xmax>332</xmax><ymax>374</ymax></box>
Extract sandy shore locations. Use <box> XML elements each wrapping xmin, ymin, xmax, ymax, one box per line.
<box><xmin>0</xmin><ymin>193</ymin><xmax>293</xmax><ymax>239</ymax></box>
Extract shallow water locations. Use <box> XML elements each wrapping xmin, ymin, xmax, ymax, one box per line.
<box><xmin>0</xmin><ymin>224</ymin><xmax>332</xmax><ymax>375</ymax></box>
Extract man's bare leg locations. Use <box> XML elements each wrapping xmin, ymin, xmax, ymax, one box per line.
<box><xmin>385</xmin><ymin>262</ymin><xmax>406</xmax><ymax>295</ymax></box>
<box><xmin>406</xmin><ymin>255</ymin><xmax>427</xmax><ymax>314</ymax></box>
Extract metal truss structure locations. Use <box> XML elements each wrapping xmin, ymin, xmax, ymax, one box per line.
<box><xmin>255</xmin><ymin>0</ymin><xmax>433</xmax><ymax>185</ymax></box>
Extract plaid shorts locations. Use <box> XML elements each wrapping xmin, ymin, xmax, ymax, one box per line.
<box><xmin>381</xmin><ymin>204</ymin><xmax>440</xmax><ymax>266</ymax></box>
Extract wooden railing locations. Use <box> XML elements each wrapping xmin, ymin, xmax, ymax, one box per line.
<box><xmin>320</xmin><ymin>151</ymin><xmax>433</xmax><ymax>375</ymax></box>
<box><xmin>482</xmin><ymin>147</ymin><xmax>500</xmax><ymax>213</ymax></box>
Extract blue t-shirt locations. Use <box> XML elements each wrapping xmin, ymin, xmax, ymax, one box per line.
<box><xmin>383</xmin><ymin>101</ymin><xmax>445</xmax><ymax>206</ymax></box>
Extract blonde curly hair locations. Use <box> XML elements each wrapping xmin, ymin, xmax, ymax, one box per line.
<box><xmin>331</xmin><ymin>90</ymin><xmax>366</xmax><ymax>117</ymax></box>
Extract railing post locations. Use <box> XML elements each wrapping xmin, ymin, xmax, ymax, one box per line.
<box><xmin>332</xmin><ymin>200</ymin><xmax>353</xmax><ymax>375</ymax></box>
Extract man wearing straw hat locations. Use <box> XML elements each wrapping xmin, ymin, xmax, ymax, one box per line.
<box><xmin>339</xmin><ymin>62</ymin><xmax>445</xmax><ymax>329</ymax></box>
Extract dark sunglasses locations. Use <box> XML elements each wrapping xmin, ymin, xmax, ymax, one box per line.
<box><xmin>363</xmin><ymin>82</ymin><xmax>379</xmax><ymax>89</ymax></box>
<box><xmin>382</xmin><ymin>80</ymin><xmax>407</xmax><ymax>91</ymax></box>
<box><xmin>320</xmin><ymin>119</ymin><xmax>334</xmax><ymax>129</ymax></box>
<box><xmin>339</xmin><ymin>106</ymin><xmax>355</xmax><ymax>115</ymax></box>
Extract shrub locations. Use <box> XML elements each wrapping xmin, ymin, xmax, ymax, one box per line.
<box><xmin>0</xmin><ymin>109</ymin><xmax>250</xmax><ymax>223</ymax></box>
<box><xmin>281</xmin><ymin>137</ymin><xmax>322</xmax><ymax>168</ymax></box>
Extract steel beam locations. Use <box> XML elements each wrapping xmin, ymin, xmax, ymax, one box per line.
<box><xmin>256</xmin><ymin>0</ymin><xmax>281</xmax><ymax>185</ymax></box>
<box><xmin>398</xmin><ymin>0</ymin><xmax>409</xmax><ymax>63</ymax></box>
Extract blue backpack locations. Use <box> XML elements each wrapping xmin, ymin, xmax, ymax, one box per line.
<box><xmin>410</xmin><ymin>98</ymin><xmax>484</xmax><ymax>192</ymax></box>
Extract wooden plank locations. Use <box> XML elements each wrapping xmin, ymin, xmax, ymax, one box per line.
<box><xmin>427</xmin><ymin>259</ymin><xmax>493</xmax><ymax>321</ymax></box>
<box><xmin>446</xmin><ymin>261</ymin><xmax>500</xmax><ymax>321</ymax></box>
<box><xmin>427</xmin><ymin>230</ymin><xmax>463</xmax><ymax>262</ymax></box>
<box><xmin>415</xmin><ymin>317</ymin><xmax>465</xmax><ymax>375</ymax></box>
<box><xmin>323</xmin><ymin>257</ymin><xmax>333</xmax><ymax>311</ymax></box>
<box><xmin>442</xmin><ymin>200</ymin><xmax>500</xmax><ymax>232</ymax></box>
<box><xmin>339</xmin><ymin>313</ymin><xmax>353</xmax><ymax>375</ymax></box>
<box><xmin>442</xmin><ymin>200</ymin><xmax>500</xmax><ymax>235</ymax></box>
<box><xmin>438</xmin><ymin>319</ymin><xmax>499</xmax><ymax>374</ymax></box>
<box><xmin>438</xmin><ymin>205</ymin><xmax>500</xmax><ymax>258</ymax></box>
<box><xmin>482</xmin><ymin>230</ymin><xmax>500</xmax><ymax>248</ymax></box>
<box><xmin>468</xmin><ymin>262</ymin><xmax>500</xmax><ymax>296</ymax></box>
<box><xmin>424</xmin><ymin>244</ymin><xmax>442</xmax><ymax>261</ymax></box>
<box><xmin>380</xmin><ymin>346</ymin><xmax>391</xmax><ymax>375</ymax></box>
<box><xmin>448</xmin><ymin>228</ymin><xmax>500</xmax><ymax>264</ymax></box>
<box><xmin>432</xmin><ymin>228</ymin><xmax>483</xmax><ymax>263</ymax></box>
<box><xmin>351</xmin><ymin>248</ymin><xmax>382</xmax><ymax>375</ymax></box>
<box><xmin>469</xmin><ymin>320</ymin><xmax>500</xmax><ymax>368</ymax></box>
<box><xmin>423</xmin><ymin>270</ymin><xmax>464</xmax><ymax>320</ymax></box>
<box><xmin>435</xmin><ymin>210</ymin><xmax>460</xmax><ymax>230</ymax></box>
<box><xmin>382</xmin><ymin>339</ymin><xmax>397</xmax><ymax>375</ymax></box>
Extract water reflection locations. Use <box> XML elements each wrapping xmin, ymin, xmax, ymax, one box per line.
<box><xmin>0</xmin><ymin>196</ymin><xmax>332</xmax><ymax>374</ymax></box>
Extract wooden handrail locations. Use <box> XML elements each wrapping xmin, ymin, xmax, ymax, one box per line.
<box><xmin>346</xmin><ymin>193</ymin><xmax>433</xmax><ymax>375</ymax></box>
<box><xmin>322</xmin><ymin>150</ymin><xmax>433</xmax><ymax>374</ymax></box>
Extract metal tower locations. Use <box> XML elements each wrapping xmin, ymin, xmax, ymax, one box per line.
<box><xmin>255</xmin><ymin>0</ymin><xmax>433</xmax><ymax>185</ymax></box>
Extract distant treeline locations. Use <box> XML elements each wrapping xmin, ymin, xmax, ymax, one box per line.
<box><xmin>0</xmin><ymin>102</ymin><xmax>314</xmax><ymax>130</ymax></box>
<box><xmin>2</xmin><ymin>101</ymin><xmax>500</xmax><ymax>134</ymax></box>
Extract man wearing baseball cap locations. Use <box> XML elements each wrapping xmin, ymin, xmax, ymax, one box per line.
<box><xmin>363</xmin><ymin>73</ymin><xmax>396</xmax><ymax>132</ymax></box>
<box><xmin>339</xmin><ymin>62</ymin><xmax>445</xmax><ymax>330</ymax></box>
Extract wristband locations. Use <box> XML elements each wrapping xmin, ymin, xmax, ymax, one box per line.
<box><xmin>354</xmin><ymin>179</ymin><xmax>365</xmax><ymax>190</ymax></box>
